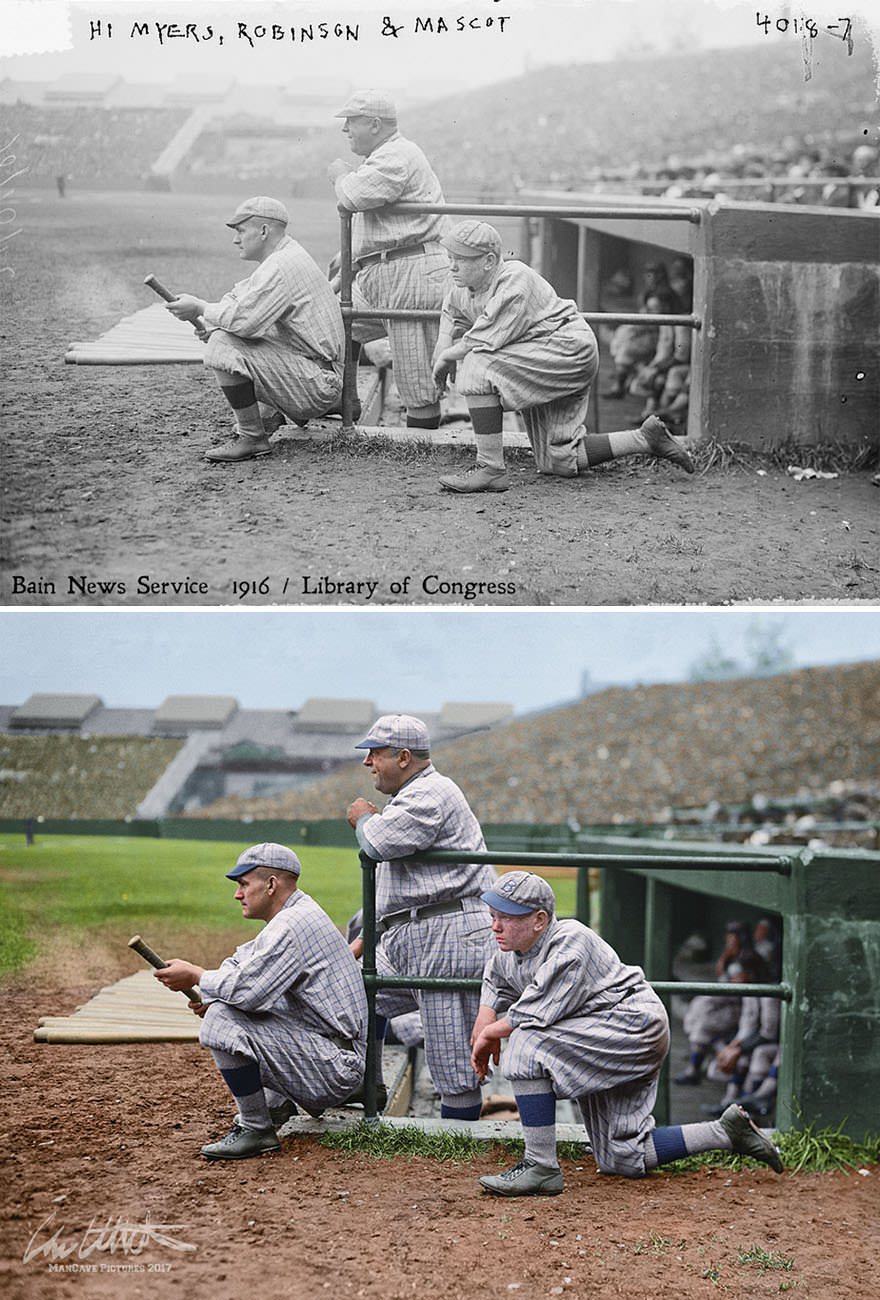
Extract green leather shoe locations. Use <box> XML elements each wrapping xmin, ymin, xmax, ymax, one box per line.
<box><xmin>719</xmin><ymin>1104</ymin><xmax>783</xmax><ymax>1173</ymax></box>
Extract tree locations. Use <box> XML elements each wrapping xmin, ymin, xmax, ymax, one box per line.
<box><xmin>688</xmin><ymin>618</ymin><xmax>794</xmax><ymax>682</ymax></box>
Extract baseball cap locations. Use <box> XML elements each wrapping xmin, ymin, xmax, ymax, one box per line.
<box><xmin>334</xmin><ymin>89</ymin><xmax>397</xmax><ymax>120</ymax></box>
<box><xmin>226</xmin><ymin>196</ymin><xmax>290</xmax><ymax>228</ymax></box>
<box><xmin>481</xmin><ymin>871</ymin><xmax>556</xmax><ymax>916</ymax></box>
<box><xmin>354</xmin><ymin>713</ymin><xmax>430</xmax><ymax>751</ymax></box>
<box><xmin>441</xmin><ymin>220</ymin><xmax>502</xmax><ymax>260</ymax></box>
<box><xmin>227</xmin><ymin>843</ymin><xmax>302</xmax><ymax>880</ymax></box>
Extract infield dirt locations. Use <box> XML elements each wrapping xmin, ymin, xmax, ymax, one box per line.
<box><xmin>3</xmin><ymin>189</ymin><xmax>878</xmax><ymax>607</ymax></box>
<box><xmin>2</xmin><ymin>964</ymin><xmax>877</xmax><ymax>1300</ymax></box>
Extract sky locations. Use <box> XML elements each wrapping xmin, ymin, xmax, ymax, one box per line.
<box><xmin>4</xmin><ymin>0</ymin><xmax>877</xmax><ymax>94</ymax></box>
<box><xmin>1</xmin><ymin>609</ymin><xmax>879</xmax><ymax>714</ymax></box>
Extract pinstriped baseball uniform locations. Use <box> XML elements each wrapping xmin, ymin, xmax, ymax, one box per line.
<box><xmin>442</xmin><ymin>260</ymin><xmax>600</xmax><ymax>476</ymax></box>
<box><xmin>199</xmin><ymin>890</ymin><xmax>367</xmax><ymax>1110</ymax></box>
<box><xmin>202</xmin><ymin>235</ymin><xmax>344</xmax><ymax>421</ymax></box>
<box><xmin>481</xmin><ymin>916</ymin><xmax>670</xmax><ymax>1177</ymax></box>
<box><xmin>336</xmin><ymin>132</ymin><xmax>451</xmax><ymax>409</ymax></box>
<box><xmin>359</xmin><ymin>764</ymin><xmax>498</xmax><ymax>1096</ymax></box>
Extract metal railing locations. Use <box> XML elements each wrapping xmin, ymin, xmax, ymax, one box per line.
<box><xmin>357</xmin><ymin>846</ymin><xmax>792</xmax><ymax>1121</ymax></box>
<box><xmin>338</xmin><ymin>199</ymin><xmax>704</xmax><ymax>428</ymax></box>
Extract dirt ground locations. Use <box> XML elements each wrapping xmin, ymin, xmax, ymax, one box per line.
<box><xmin>2</xmin><ymin>972</ymin><xmax>877</xmax><ymax>1300</ymax></box>
<box><xmin>2</xmin><ymin>189</ymin><xmax>878</xmax><ymax>608</ymax></box>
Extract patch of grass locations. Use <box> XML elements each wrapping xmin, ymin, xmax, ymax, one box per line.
<box><xmin>0</xmin><ymin>834</ymin><xmax>363</xmax><ymax>978</ymax></box>
<box><xmin>317</xmin><ymin>1121</ymin><xmax>591</xmax><ymax>1166</ymax></box>
<box><xmin>738</xmin><ymin>1244</ymin><xmax>795</xmax><ymax>1273</ymax></box>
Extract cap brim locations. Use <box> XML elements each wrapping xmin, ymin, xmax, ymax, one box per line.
<box><xmin>226</xmin><ymin>864</ymin><xmax>254</xmax><ymax>879</ymax></box>
<box><xmin>354</xmin><ymin>737</ymin><xmax>384</xmax><ymax>749</ymax></box>
<box><xmin>479</xmin><ymin>889</ymin><xmax>534</xmax><ymax>915</ymax></box>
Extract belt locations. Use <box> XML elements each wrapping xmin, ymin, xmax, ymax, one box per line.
<box><xmin>355</xmin><ymin>243</ymin><xmax>427</xmax><ymax>272</ymax></box>
<box><xmin>379</xmin><ymin>898</ymin><xmax>469</xmax><ymax>932</ymax></box>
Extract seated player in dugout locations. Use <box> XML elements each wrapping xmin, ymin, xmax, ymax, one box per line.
<box><xmin>165</xmin><ymin>197</ymin><xmax>345</xmax><ymax>463</ymax></box>
<box><xmin>471</xmin><ymin>872</ymin><xmax>783</xmax><ymax>1197</ymax></box>
<box><xmin>154</xmin><ymin>843</ymin><xmax>368</xmax><ymax>1160</ymax></box>
<box><xmin>431</xmin><ymin>221</ymin><xmax>695</xmax><ymax>494</ymax></box>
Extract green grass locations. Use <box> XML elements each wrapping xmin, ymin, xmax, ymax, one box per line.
<box><xmin>737</xmin><ymin>1244</ymin><xmax>795</xmax><ymax>1273</ymax></box>
<box><xmin>664</xmin><ymin>1115</ymin><xmax>879</xmax><ymax>1175</ymax></box>
<box><xmin>318</xmin><ymin>1120</ymin><xmax>589</xmax><ymax>1165</ymax></box>
<box><xmin>0</xmin><ymin>834</ymin><xmax>364</xmax><ymax>977</ymax></box>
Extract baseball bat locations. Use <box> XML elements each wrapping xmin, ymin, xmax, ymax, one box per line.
<box><xmin>128</xmin><ymin>934</ymin><xmax>201</xmax><ymax>1002</ymax></box>
<box><xmin>143</xmin><ymin>273</ymin><xmax>207</xmax><ymax>334</ymax></box>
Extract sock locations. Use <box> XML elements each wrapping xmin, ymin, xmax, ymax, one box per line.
<box><xmin>465</xmin><ymin>400</ymin><xmax>504</xmax><ymax>469</ymax></box>
<box><xmin>217</xmin><ymin>376</ymin><xmax>266</xmax><ymax>439</ymax></box>
<box><xmin>752</xmin><ymin>1068</ymin><xmax>779</xmax><ymax>1099</ymax></box>
<box><xmin>440</xmin><ymin>1087</ymin><xmax>483</xmax><ymax>1120</ymax></box>
<box><xmin>687</xmin><ymin>1050</ymin><xmax>705</xmax><ymax>1075</ymax></box>
<box><xmin>210</xmin><ymin>1047</ymin><xmax>271</xmax><ymax>1130</ymax></box>
<box><xmin>580</xmin><ymin>427</ymin><xmax>653</xmax><ymax>467</ymax></box>
<box><xmin>645</xmin><ymin>1118</ymin><xmax>733</xmax><ymax>1169</ymax></box>
<box><xmin>513</xmin><ymin>1078</ymin><xmax>558</xmax><ymax>1168</ymax></box>
<box><xmin>406</xmin><ymin>402</ymin><xmax>441</xmax><ymax>429</ymax></box>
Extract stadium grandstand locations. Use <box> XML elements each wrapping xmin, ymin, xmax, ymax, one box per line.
<box><xmin>1</xmin><ymin>31</ymin><xmax>876</xmax><ymax>201</ymax></box>
<box><xmin>0</xmin><ymin>693</ymin><xmax>513</xmax><ymax>819</ymax></box>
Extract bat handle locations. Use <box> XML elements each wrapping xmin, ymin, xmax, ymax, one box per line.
<box><xmin>128</xmin><ymin>934</ymin><xmax>201</xmax><ymax>1003</ymax></box>
<box><xmin>143</xmin><ymin>274</ymin><xmax>176</xmax><ymax>303</ymax></box>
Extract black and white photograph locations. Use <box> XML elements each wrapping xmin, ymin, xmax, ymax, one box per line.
<box><xmin>1</xmin><ymin>0</ymin><xmax>878</xmax><ymax>606</ymax></box>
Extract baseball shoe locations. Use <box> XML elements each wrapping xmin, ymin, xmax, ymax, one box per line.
<box><xmin>200</xmin><ymin>1123</ymin><xmax>280</xmax><ymax>1161</ymax></box>
<box><xmin>479</xmin><ymin>1158</ymin><xmax>563</xmax><ymax>1197</ymax></box>
<box><xmin>673</xmin><ymin>1069</ymin><xmax>702</xmax><ymax>1085</ymax></box>
<box><xmin>205</xmin><ymin>435</ymin><xmax>272</xmax><ymax>463</ymax></box>
<box><xmin>340</xmin><ymin>1082</ymin><xmax>388</xmax><ymax>1112</ymax></box>
<box><xmin>718</xmin><ymin>1104</ymin><xmax>783</xmax><ymax>1173</ymax></box>
<box><xmin>640</xmin><ymin>414</ymin><xmax>695</xmax><ymax>473</ymax></box>
<box><xmin>439</xmin><ymin>466</ymin><xmax>510</xmax><ymax>494</ymax></box>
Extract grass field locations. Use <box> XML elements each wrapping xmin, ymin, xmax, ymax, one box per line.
<box><xmin>0</xmin><ymin>833</ymin><xmax>578</xmax><ymax>979</ymax></box>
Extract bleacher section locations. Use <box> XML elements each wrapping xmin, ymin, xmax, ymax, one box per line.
<box><xmin>0</xmin><ymin>735</ymin><xmax>185</xmax><ymax>819</ymax></box>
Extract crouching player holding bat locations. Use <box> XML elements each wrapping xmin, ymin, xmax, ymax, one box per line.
<box><xmin>154</xmin><ymin>843</ymin><xmax>367</xmax><ymax>1160</ymax></box>
<box><xmin>471</xmin><ymin>872</ymin><xmax>783</xmax><ymax>1196</ymax></box>
<box><xmin>163</xmin><ymin>196</ymin><xmax>345</xmax><ymax>463</ymax></box>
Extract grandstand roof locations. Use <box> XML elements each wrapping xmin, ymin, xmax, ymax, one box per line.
<box><xmin>437</xmin><ymin>701</ymin><xmax>514</xmax><ymax>731</ymax></box>
<box><xmin>10</xmin><ymin>694</ymin><xmax>103</xmax><ymax>729</ymax></box>
<box><xmin>293</xmin><ymin>698</ymin><xmax>376</xmax><ymax>733</ymax></box>
<box><xmin>43</xmin><ymin>74</ymin><xmax>122</xmax><ymax>102</ymax></box>
<box><xmin>153</xmin><ymin>695</ymin><xmax>239</xmax><ymax>731</ymax></box>
<box><xmin>162</xmin><ymin>77</ymin><xmax>237</xmax><ymax>105</ymax></box>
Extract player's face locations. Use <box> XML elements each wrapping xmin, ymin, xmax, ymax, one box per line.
<box><xmin>233</xmin><ymin>870</ymin><xmax>274</xmax><ymax>920</ymax></box>
<box><xmin>447</xmin><ymin>251</ymin><xmax>496</xmax><ymax>292</ymax></box>
<box><xmin>342</xmin><ymin>114</ymin><xmax>380</xmax><ymax>156</ymax></box>
<box><xmin>488</xmin><ymin>907</ymin><xmax>547</xmax><ymax>954</ymax></box>
<box><xmin>231</xmin><ymin>217</ymin><xmax>266</xmax><ymax>262</ymax></box>
<box><xmin>362</xmin><ymin>745</ymin><xmax>408</xmax><ymax>794</ymax></box>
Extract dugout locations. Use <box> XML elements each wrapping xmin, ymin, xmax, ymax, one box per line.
<box><xmin>520</xmin><ymin>191</ymin><xmax>879</xmax><ymax>452</ymax></box>
<box><xmin>594</xmin><ymin>833</ymin><xmax>880</xmax><ymax>1134</ymax></box>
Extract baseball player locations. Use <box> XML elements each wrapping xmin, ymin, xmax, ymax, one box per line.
<box><xmin>472</xmin><ymin>872</ymin><xmax>783</xmax><ymax>1196</ymax></box>
<box><xmin>154</xmin><ymin>843</ymin><xmax>367</xmax><ymax>1160</ymax></box>
<box><xmin>327</xmin><ymin>90</ymin><xmax>451</xmax><ymax>430</ymax></box>
<box><xmin>165</xmin><ymin>196</ymin><xmax>345</xmax><ymax>462</ymax></box>
<box><xmin>346</xmin><ymin>714</ymin><xmax>497</xmax><ymax>1119</ymax></box>
<box><xmin>432</xmin><ymin>220</ymin><xmax>695</xmax><ymax>493</ymax></box>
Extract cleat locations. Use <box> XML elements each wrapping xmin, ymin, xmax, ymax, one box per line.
<box><xmin>341</xmin><ymin>1082</ymin><xmax>388</xmax><ymax>1112</ymax></box>
<box><xmin>640</xmin><ymin>414</ymin><xmax>695</xmax><ymax>473</ymax></box>
<box><xmin>479</xmin><ymin>1158</ymin><xmax>563</xmax><ymax>1197</ymax></box>
<box><xmin>673</xmin><ymin>1069</ymin><xmax>702</xmax><ymax>1086</ymax></box>
<box><xmin>439</xmin><ymin>466</ymin><xmax>510</xmax><ymax>494</ymax></box>
<box><xmin>719</xmin><ymin>1104</ymin><xmax>783</xmax><ymax>1173</ymax></box>
<box><xmin>205</xmin><ymin>435</ymin><xmax>271</xmax><ymax>463</ymax></box>
<box><xmin>200</xmin><ymin>1123</ymin><xmax>280</xmax><ymax>1161</ymax></box>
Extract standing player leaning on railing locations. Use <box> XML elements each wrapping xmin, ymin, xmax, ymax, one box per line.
<box><xmin>432</xmin><ymin>220</ymin><xmax>695</xmax><ymax>494</ymax></box>
<box><xmin>327</xmin><ymin>89</ymin><xmax>451</xmax><ymax>431</ymax></box>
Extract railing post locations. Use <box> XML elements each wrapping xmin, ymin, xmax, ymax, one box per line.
<box><xmin>338</xmin><ymin>206</ymin><xmax>357</xmax><ymax>430</ymax></box>
<box><xmin>575</xmin><ymin>863</ymin><xmax>590</xmax><ymax>926</ymax></box>
<box><xmin>644</xmin><ymin>877</ymin><xmax>674</xmax><ymax>1126</ymax></box>
<box><xmin>359</xmin><ymin>848</ymin><xmax>379</xmax><ymax>1121</ymax></box>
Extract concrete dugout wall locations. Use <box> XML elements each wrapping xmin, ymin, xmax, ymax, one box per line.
<box><xmin>521</xmin><ymin>191</ymin><xmax>879</xmax><ymax>451</ymax></box>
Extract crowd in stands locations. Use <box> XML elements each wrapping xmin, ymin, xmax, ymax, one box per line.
<box><xmin>0</xmin><ymin>735</ymin><xmax>184</xmax><ymax>819</ymax></box>
<box><xmin>0</xmin><ymin>103</ymin><xmax>188</xmax><ymax>187</ymax></box>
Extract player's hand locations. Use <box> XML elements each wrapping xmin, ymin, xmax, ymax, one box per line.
<box><xmin>347</xmin><ymin>797</ymin><xmax>379</xmax><ymax>828</ymax></box>
<box><xmin>471</xmin><ymin>1028</ymin><xmax>501</xmax><ymax>1081</ymax></box>
<box><xmin>153</xmin><ymin>959</ymin><xmax>204</xmax><ymax>991</ymax></box>
<box><xmin>432</xmin><ymin>355</ymin><xmax>456</xmax><ymax>390</ymax></box>
<box><xmin>715</xmin><ymin>1043</ymin><xmax>741</xmax><ymax>1072</ymax></box>
<box><xmin>328</xmin><ymin>159</ymin><xmax>352</xmax><ymax>183</ymax></box>
<box><xmin>166</xmin><ymin>294</ymin><xmax>206</xmax><ymax>322</ymax></box>
<box><xmin>470</xmin><ymin>1005</ymin><xmax>498</xmax><ymax>1047</ymax></box>
<box><xmin>349</xmin><ymin>937</ymin><xmax>364</xmax><ymax>961</ymax></box>
<box><xmin>194</xmin><ymin>324</ymin><xmax>210</xmax><ymax>342</ymax></box>
<box><xmin>189</xmin><ymin>1000</ymin><xmax>208</xmax><ymax>1018</ymax></box>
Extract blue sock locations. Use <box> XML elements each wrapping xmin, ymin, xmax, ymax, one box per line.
<box><xmin>441</xmin><ymin>1087</ymin><xmax>483</xmax><ymax>1120</ymax></box>
<box><xmin>646</xmin><ymin>1125</ymin><xmax>689</xmax><ymax>1167</ymax></box>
